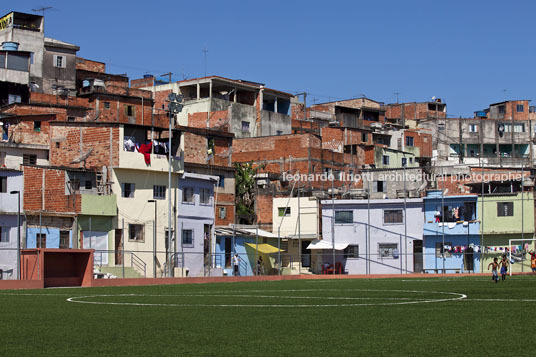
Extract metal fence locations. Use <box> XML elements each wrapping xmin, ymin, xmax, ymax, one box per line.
<box><xmin>1</xmin><ymin>247</ymin><xmax>535</xmax><ymax>281</ymax></box>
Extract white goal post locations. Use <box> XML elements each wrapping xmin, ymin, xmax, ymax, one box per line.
<box><xmin>508</xmin><ymin>238</ymin><xmax>536</xmax><ymax>276</ymax></box>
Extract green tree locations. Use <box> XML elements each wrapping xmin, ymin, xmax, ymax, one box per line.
<box><xmin>235</xmin><ymin>162</ymin><xmax>259</xmax><ymax>224</ymax></box>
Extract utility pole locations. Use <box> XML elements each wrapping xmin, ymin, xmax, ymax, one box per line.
<box><xmin>202</xmin><ymin>48</ymin><xmax>208</xmax><ymax>78</ymax></box>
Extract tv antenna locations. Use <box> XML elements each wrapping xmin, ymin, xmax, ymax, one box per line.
<box><xmin>394</xmin><ymin>92</ymin><xmax>400</xmax><ymax>103</ymax></box>
<box><xmin>32</xmin><ymin>6</ymin><xmax>53</xmax><ymax>16</ymax></box>
<box><xmin>202</xmin><ymin>48</ymin><xmax>208</xmax><ymax>78</ymax></box>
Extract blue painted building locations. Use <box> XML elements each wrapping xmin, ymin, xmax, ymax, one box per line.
<box><xmin>176</xmin><ymin>172</ymin><xmax>217</xmax><ymax>277</ymax></box>
<box><xmin>215</xmin><ymin>226</ymin><xmax>282</xmax><ymax>276</ymax></box>
<box><xmin>0</xmin><ymin>169</ymin><xmax>23</xmax><ymax>279</ymax></box>
<box><xmin>423</xmin><ymin>190</ymin><xmax>480</xmax><ymax>273</ymax></box>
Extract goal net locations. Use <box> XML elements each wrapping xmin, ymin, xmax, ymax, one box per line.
<box><xmin>508</xmin><ymin>238</ymin><xmax>536</xmax><ymax>276</ymax></box>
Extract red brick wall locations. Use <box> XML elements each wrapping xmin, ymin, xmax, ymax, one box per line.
<box><xmin>30</xmin><ymin>92</ymin><xmax>90</xmax><ymax>108</ymax></box>
<box><xmin>88</xmin><ymin>96</ymin><xmax>153</xmax><ymax>125</ymax></box>
<box><xmin>188</xmin><ymin>111</ymin><xmax>229</xmax><ymax>131</ymax></box>
<box><xmin>76</xmin><ymin>58</ymin><xmax>106</xmax><ymax>73</ymax></box>
<box><xmin>405</xmin><ymin>129</ymin><xmax>433</xmax><ymax>157</ymax></box>
<box><xmin>182</xmin><ymin>131</ymin><xmax>232</xmax><ymax>167</ymax></box>
<box><xmin>49</xmin><ymin>125</ymin><xmax>119</xmax><ymax>169</ymax></box>
<box><xmin>4</xmin><ymin>117</ymin><xmax>51</xmax><ymax>146</ymax></box>
<box><xmin>256</xmin><ymin>193</ymin><xmax>273</xmax><ymax>226</ymax></box>
<box><xmin>23</xmin><ymin>166</ymin><xmax>80</xmax><ymax>213</ymax></box>
<box><xmin>131</xmin><ymin>77</ymin><xmax>155</xmax><ymax>89</ymax></box>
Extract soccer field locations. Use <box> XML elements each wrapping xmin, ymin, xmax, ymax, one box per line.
<box><xmin>0</xmin><ymin>276</ymin><xmax>534</xmax><ymax>356</ymax></box>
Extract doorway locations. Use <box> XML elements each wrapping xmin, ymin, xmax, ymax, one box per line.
<box><xmin>115</xmin><ymin>229</ymin><xmax>122</xmax><ymax>265</ymax></box>
<box><xmin>464</xmin><ymin>247</ymin><xmax>474</xmax><ymax>272</ymax></box>
<box><xmin>301</xmin><ymin>240</ymin><xmax>311</xmax><ymax>268</ymax></box>
<box><xmin>413</xmin><ymin>240</ymin><xmax>423</xmax><ymax>273</ymax></box>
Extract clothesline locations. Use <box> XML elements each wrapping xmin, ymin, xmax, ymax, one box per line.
<box><xmin>441</xmin><ymin>243</ymin><xmax>533</xmax><ymax>254</ymax></box>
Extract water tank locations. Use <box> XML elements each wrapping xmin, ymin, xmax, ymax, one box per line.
<box><xmin>1</xmin><ymin>41</ymin><xmax>19</xmax><ymax>51</ymax></box>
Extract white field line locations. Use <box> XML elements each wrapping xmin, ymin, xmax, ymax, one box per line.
<box><xmin>65</xmin><ymin>289</ymin><xmax>467</xmax><ymax>308</ymax></box>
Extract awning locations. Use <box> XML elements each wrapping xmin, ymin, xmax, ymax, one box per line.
<box><xmin>245</xmin><ymin>243</ymin><xmax>285</xmax><ymax>254</ymax></box>
<box><xmin>306</xmin><ymin>239</ymin><xmax>348</xmax><ymax>250</ymax></box>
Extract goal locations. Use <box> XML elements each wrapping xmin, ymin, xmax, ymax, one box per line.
<box><xmin>508</xmin><ymin>238</ymin><xmax>536</xmax><ymax>276</ymax></box>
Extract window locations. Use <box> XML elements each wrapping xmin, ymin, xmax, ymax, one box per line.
<box><xmin>128</xmin><ymin>224</ymin><xmax>144</xmax><ymax>242</ymax></box>
<box><xmin>498</xmin><ymin>105</ymin><xmax>506</xmax><ymax>114</ymax></box>
<box><xmin>219</xmin><ymin>207</ymin><xmax>227</xmax><ymax>219</ymax></box>
<box><xmin>497</xmin><ymin>202</ymin><xmax>513</xmax><ymax>217</ymax></box>
<box><xmin>122</xmin><ymin>183</ymin><xmax>135</xmax><ymax>198</ymax></box>
<box><xmin>333</xmin><ymin>170</ymin><xmax>342</xmax><ymax>181</ymax></box>
<box><xmin>36</xmin><ymin>234</ymin><xmax>46</xmax><ymax>248</ymax></box>
<box><xmin>67</xmin><ymin>116</ymin><xmax>75</xmax><ymax>122</ymax></box>
<box><xmin>182</xmin><ymin>187</ymin><xmax>194</xmax><ymax>203</ymax></box>
<box><xmin>54</xmin><ymin>55</ymin><xmax>66</xmax><ymax>68</ymax></box>
<box><xmin>344</xmin><ymin>245</ymin><xmax>359</xmax><ymax>259</ymax></box>
<box><xmin>8</xmin><ymin>94</ymin><xmax>21</xmax><ymax>104</ymax></box>
<box><xmin>278</xmin><ymin>207</ymin><xmax>291</xmax><ymax>217</ymax></box>
<box><xmin>379</xmin><ymin>244</ymin><xmax>398</xmax><ymax>258</ymax></box>
<box><xmin>103</xmin><ymin>102</ymin><xmax>110</xmax><ymax>109</ymax></box>
<box><xmin>361</xmin><ymin>133</ymin><xmax>368</xmax><ymax>143</ymax></box>
<box><xmin>200</xmin><ymin>188</ymin><xmax>211</xmax><ymax>204</ymax></box>
<box><xmin>276</xmin><ymin>130</ymin><xmax>283</xmax><ymax>135</ymax></box>
<box><xmin>153</xmin><ymin>185</ymin><xmax>166</xmax><ymax>200</ymax></box>
<box><xmin>517</xmin><ymin>104</ymin><xmax>524</xmax><ymax>112</ymax></box>
<box><xmin>182</xmin><ymin>229</ymin><xmax>193</xmax><ymax>245</ymax></box>
<box><xmin>409</xmin><ymin>158</ymin><xmax>413</xmax><ymax>164</ymax></box>
<box><xmin>514</xmin><ymin>123</ymin><xmax>525</xmax><ymax>133</ymax></box>
<box><xmin>0</xmin><ymin>176</ymin><xmax>6</xmax><ymax>193</ymax></box>
<box><xmin>382</xmin><ymin>155</ymin><xmax>389</xmax><ymax>165</ymax></box>
<box><xmin>34</xmin><ymin>121</ymin><xmax>41</xmax><ymax>132</ymax></box>
<box><xmin>375</xmin><ymin>181</ymin><xmax>386</xmax><ymax>193</ymax></box>
<box><xmin>463</xmin><ymin>202</ymin><xmax>476</xmax><ymax>221</ymax></box>
<box><xmin>436</xmin><ymin>242</ymin><xmax>452</xmax><ymax>258</ymax></box>
<box><xmin>0</xmin><ymin>227</ymin><xmax>9</xmax><ymax>243</ymax></box>
<box><xmin>217</xmin><ymin>175</ymin><xmax>225</xmax><ymax>188</ymax></box>
<box><xmin>335</xmin><ymin>210</ymin><xmax>353</xmax><ymax>224</ymax></box>
<box><xmin>126</xmin><ymin>105</ymin><xmax>135</xmax><ymax>117</ymax></box>
<box><xmin>59</xmin><ymin>231</ymin><xmax>70</xmax><ymax>249</ymax></box>
<box><xmin>384</xmin><ymin>209</ymin><xmax>403</xmax><ymax>224</ymax></box>
<box><xmin>241</xmin><ymin>121</ymin><xmax>250</xmax><ymax>132</ymax></box>
<box><xmin>469</xmin><ymin>124</ymin><xmax>478</xmax><ymax>133</ymax></box>
<box><xmin>55</xmin><ymin>142</ymin><xmax>60</xmax><ymax>148</ymax></box>
<box><xmin>23</xmin><ymin>154</ymin><xmax>36</xmax><ymax>165</ymax></box>
<box><xmin>401</xmin><ymin>158</ymin><xmax>407</xmax><ymax>167</ymax></box>
<box><xmin>83</xmin><ymin>180</ymin><xmax>92</xmax><ymax>190</ymax></box>
<box><xmin>405</xmin><ymin>136</ymin><xmax>414</xmax><ymax>147</ymax></box>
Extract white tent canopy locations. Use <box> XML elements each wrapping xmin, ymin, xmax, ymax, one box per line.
<box><xmin>306</xmin><ymin>239</ymin><xmax>348</xmax><ymax>250</ymax></box>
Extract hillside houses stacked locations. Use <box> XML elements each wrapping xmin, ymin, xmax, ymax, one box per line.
<box><xmin>1</xmin><ymin>11</ymin><xmax>535</xmax><ymax>279</ymax></box>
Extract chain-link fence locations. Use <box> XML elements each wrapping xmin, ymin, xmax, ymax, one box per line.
<box><xmin>2</xmin><ymin>247</ymin><xmax>535</xmax><ymax>281</ymax></box>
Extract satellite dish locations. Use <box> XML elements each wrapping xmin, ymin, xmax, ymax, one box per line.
<box><xmin>168</xmin><ymin>92</ymin><xmax>177</xmax><ymax>101</ymax></box>
<box><xmin>432</xmin><ymin>96</ymin><xmax>436</xmax><ymax>100</ymax></box>
<box><xmin>443</xmin><ymin>188</ymin><xmax>449</xmax><ymax>196</ymax></box>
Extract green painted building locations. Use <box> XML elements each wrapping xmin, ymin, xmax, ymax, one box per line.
<box><xmin>479</xmin><ymin>192</ymin><xmax>535</xmax><ymax>272</ymax></box>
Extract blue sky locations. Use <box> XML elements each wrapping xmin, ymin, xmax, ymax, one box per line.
<box><xmin>3</xmin><ymin>0</ymin><xmax>535</xmax><ymax>116</ymax></box>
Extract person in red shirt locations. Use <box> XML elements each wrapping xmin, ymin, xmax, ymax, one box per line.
<box><xmin>529</xmin><ymin>250</ymin><xmax>536</xmax><ymax>273</ymax></box>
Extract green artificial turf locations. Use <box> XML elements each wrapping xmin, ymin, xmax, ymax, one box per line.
<box><xmin>0</xmin><ymin>275</ymin><xmax>534</xmax><ymax>356</ymax></box>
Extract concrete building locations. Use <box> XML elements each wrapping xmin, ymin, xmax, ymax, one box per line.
<box><xmin>320</xmin><ymin>198</ymin><xmax>424</xmax><ymax>275</ymax></box>
<box><xmin>136</xmin><ymin>75</ymin><xmax>293</xmax><ymax>138</ymax></box>
<box><xmin>479</xmin><ymin>192</ymin><xmax>534</xmax><ymax>273</ymax></box>
<box><xmin>385</xmin><ymin>99</ymin><xmax>447</xmax><ymax>128</ymax></box>
<box><xmin>0</xmin><ymin>11</ymin><xmax>80</xmax><ymax>97</ymax></box>
<box><xmin>423</xmin><ymin>191</ymin><xmax>480</xmax><ymax>273</ymax></box>
<box><xmin>0</xmin><ymin>168</ymin><xmax>23</xmax><ymax>279</ymax></box>
<box><xmin>272</xmin><ymin>196</ymin><xmax>319</xmax><ymax>274</ymax></box>
<box><xmin>176</xmin><ymin>172</ymin><xmax>217</xmax><ymax>277</ymax></box>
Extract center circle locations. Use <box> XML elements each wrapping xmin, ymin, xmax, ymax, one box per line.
<box><xmin>66</xmin><ymin>289</ymin><xmax>467</xmax><ymax>307</ymax></box>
